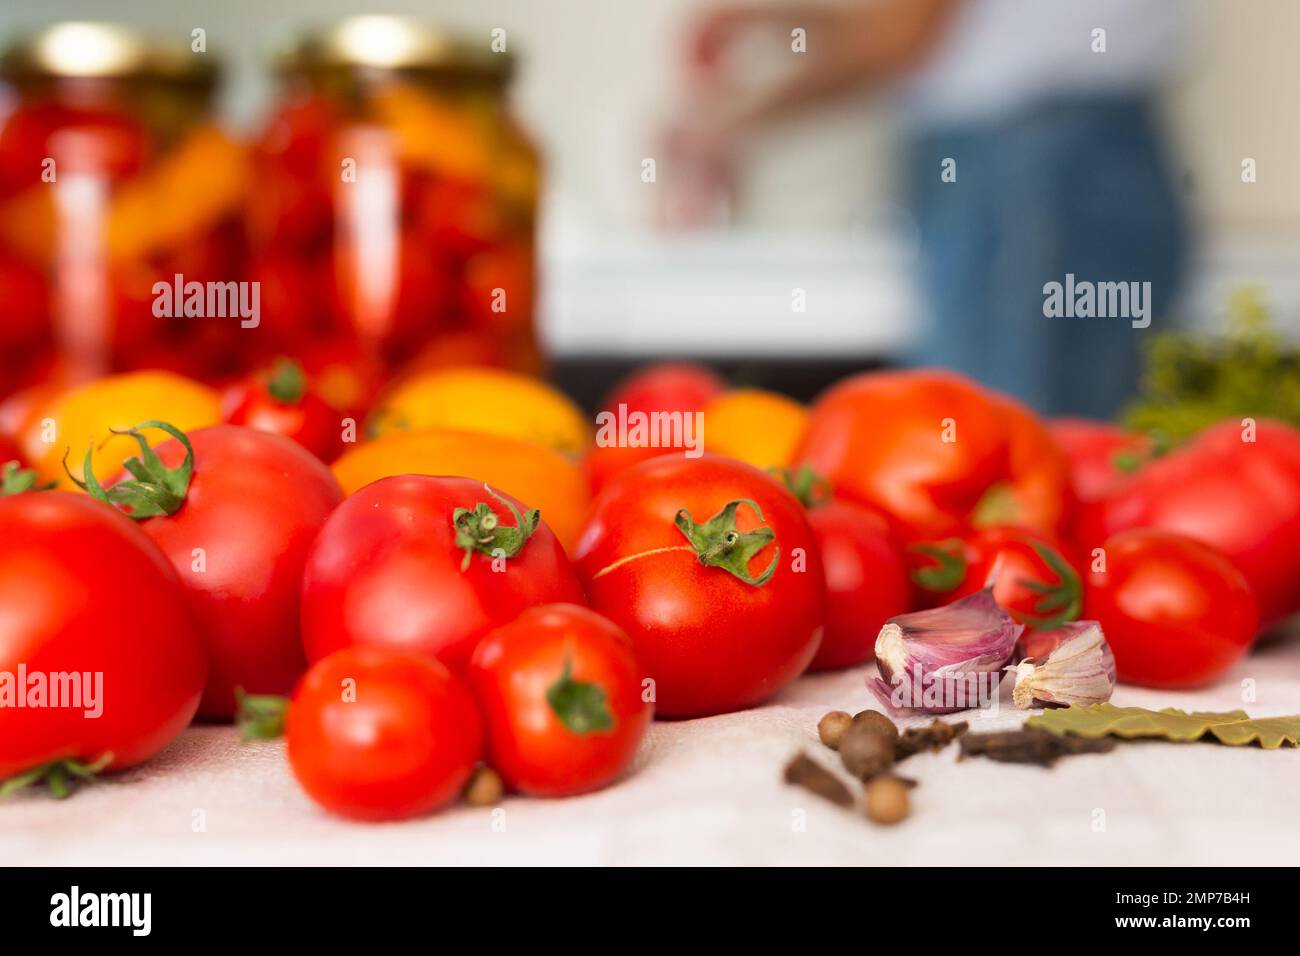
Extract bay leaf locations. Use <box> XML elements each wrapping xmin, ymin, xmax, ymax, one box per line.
<box><xmin>1026</xmin><ymin>703</ymin><xmax>1300</xmax><ymax>750</ymax></box>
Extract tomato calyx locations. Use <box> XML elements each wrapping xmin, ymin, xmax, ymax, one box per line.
<box><xmin>265</xmin><ymin>357</ymin><xmax>307</xmax><ymax>405</ymax></box>
<box><xmin>0</xmin><ymin>753</ymin><xmax>112</xmax><ymax>800</ymax></box>
<box><xmin>235</xmin><ymin>688</ymin><xmax>289</xmax><ymax>741</ymax></box>
<box><xmin>452</xmin><ymin>484</ymin><xmax>541</xmax><ymax>571</ymax></box>
<box><xmin>546</xmin><ymin>659</ymin><xmax>615</xmax><ymax>735</ymax></box>
<box><xmin>674</xmin><ymin>498</ymin><xmax>779</xmax><ymax>586</ymax></box>
<box><xmin>771</xmin><ymin>465</ymin><xmax>833</xmax><ymax>510</ymax></box>
<box><xmin>1015</xmin><ymin>542</ymin><xmax>1083</xmax><ymax>630</ymax></box>
<box><xmin>72</xmin><ymin>420</ymin><xmax>194</xmax><ymax>520</ymax></box>
<box><xmin>908</xmin><ymin>538</ymin><xmax>967</xmax><ymax>593</ymax></box>
<box><xmin>1</xmin><ymin>460</ymin><xmax>54</xmax><ymax>495</ymax></box>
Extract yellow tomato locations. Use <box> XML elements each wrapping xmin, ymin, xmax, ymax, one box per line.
<box><xmin>701</xmin><ymin>389</ymin><xmax>809</xmax><ymax>470</ymax></box>
<box><xmin>367</xmin><ymin>367</ymin><xmax>590</xmax><ymax>458</ymax></box>
<box><xmin>332</xmin><ymin>428</ymin><xmax>591</xmax><ymax>552</ymax></box>
<box><xmin>21</xmin><ymin>371</ymin><xmax>222</xmax><ymax>489</ymax></box>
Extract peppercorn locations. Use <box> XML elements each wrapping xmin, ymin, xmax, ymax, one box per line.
<box><xmin>463</xmin><ymin>766</ymin><xmax>504</xmax><ymax>807</ymax></box>
<box><xmin>838</xmin><ymin>720</ymin><xmax>896</xmax><ymax>780</ymax></box>
<box><xmin>865</xmin><ymin>775</ymin><xmax>909</xmax><ymax>825</ymax></box>
<box><xmin>852</xmin><ymin>709</ymin><xmax>899</xmax><ymax>744</ymax></box>
<box><xmin>817</xmin><ymin>710</ymin><xmax>853</xmax><ymax>750</ymax></box>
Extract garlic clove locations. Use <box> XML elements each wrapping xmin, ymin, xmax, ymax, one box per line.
<box><xmin>1019</xmin><ymin>621</ymin><xmax>1116</xmax><ymax>683</ymax></box>
<box><xmin>870</xmin><ymin>587</ymin><xmax>1022</xmax><ymax>715</ymax></box>
<box><xmin>1010</xmin><ymin>620</ymin><xmax>1116</xmax><ymax>709</ymax></box>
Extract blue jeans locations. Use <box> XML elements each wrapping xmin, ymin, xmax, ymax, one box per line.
<box><xmin>905</xmin><ymin>97</ymin><xmax>1188</xmax><ymax>418</ymax></box>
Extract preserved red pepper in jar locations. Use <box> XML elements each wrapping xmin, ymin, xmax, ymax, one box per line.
<box><xmin>0</xmin><ymin>22</ymin><xmax>249</xmax><ymax>397</ymax></box>
<box><xmin>249</xmin><ymin>15</ymin><xmax>541</xmax><ymax>377</ymax></box>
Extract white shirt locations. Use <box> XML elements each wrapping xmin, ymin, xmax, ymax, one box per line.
<box><xmin>896</xmin><ymin>0</ymin><xmax>1192</xmax><ymax>126</ymax></box>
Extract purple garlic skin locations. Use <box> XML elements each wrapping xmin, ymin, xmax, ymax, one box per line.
<box><xmin>869</xmin><ymin>587</ymin><xmax>1023</xmax><ymax>715</ymax></box>
<box><xmin>1010</xmin><ymin>620</ymin><xmax>1116</xmax><ymax>709</ymax></box>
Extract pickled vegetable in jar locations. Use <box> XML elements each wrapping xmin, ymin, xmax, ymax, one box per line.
<box><xmin>249</xmin><ymin>15</ymin><xmax>541</xmax><ymax>378</ymax></box>
<box><xmin>0</xmin><ymin>22</ymin><xmax>250</xmax><ymax>397</ymax></box>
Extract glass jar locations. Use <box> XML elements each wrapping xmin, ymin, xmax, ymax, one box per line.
<box><xmin>249</xmin><ymin>15</ymin><xmax>541</xmax><ymax>380</ymax></box>
<box><xmin>0</xmin><ymin>22</ymin><xmax>249</xmax><ymax>397</ymax></box>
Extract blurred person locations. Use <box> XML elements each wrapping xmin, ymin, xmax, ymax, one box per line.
<box><xmin>674</xmin><ymin>0</ymin><xmax>1191</xmax><ymax>417</ymax></box>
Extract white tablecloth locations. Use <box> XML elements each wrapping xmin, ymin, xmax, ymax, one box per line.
<box><xmin>7</xmin><ymin>637</ymin><xmax>1300</xmax><ymax>867</ymax></box>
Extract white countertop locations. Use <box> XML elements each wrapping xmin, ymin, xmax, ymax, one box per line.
<box><xmin>7</xmin><ymin>635</ymin><xmax>1300</xmax><ymax>867</ymax></box>
<box><xmin>540</xmin><ymin>230</ymin><xmax>1300</xmax><ymax>358</ymax></box>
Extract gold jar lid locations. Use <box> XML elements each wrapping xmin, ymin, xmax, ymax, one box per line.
<box><xmin>275</xmin><ymin>15</ymin><xmax>513</xmax><ymax>85</ymax></box>
<box><xmin>0</xmin><ymin>21</ymin><xmax>218</xmax><ymax>88</ymax></box>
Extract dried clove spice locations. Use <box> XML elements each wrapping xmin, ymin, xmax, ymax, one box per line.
<box><xmin>959</xmin><ymin>727</ymin><xmax>1115</xmax><ymax>766</ymax></box>
<box><xmin>784</xmin><ymin>753</ymin><xmax>855</xmax><ymax>807</ymax></box>
<box><xmin>895</xmin><ymin>719</ymin><xmax>969</xmax><ymax>761</ymax></box>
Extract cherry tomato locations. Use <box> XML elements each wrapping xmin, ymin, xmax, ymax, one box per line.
<box><xmin>331</xmin><ymin>429</ymin><xmax>591</xmax><ymax>551</ymax></box>
<box><xmin>469</xmin><ymin>603</ymin><xmax>652</xmax><ymax>797</ymax></box>
<box><xmin>221</xmin><ymin>358</ymin><xmax>343</xmax><ymax>462</ymax></box>
<box><xmin>0</xmin><ymin>434</ymin><xmax>23</xmax><ymax>469</ymax></box>
<box><xmin>575</xmin><ymin>454</ymin><xmax>824</xmax><ymax>717</ymax></box>
<box><xmin>777</xmin><ymin>468</ymin><xmax>909</xmax><ymax>671</ymax></box>
<box><xmin>586</xmin><ymin>362</ymin><xmax>727</xmax><ymax>493</ymax></box>
<box><xmin>302</xmin><ymin>475</ymin><xmax>586</xmax><ymax>672</ymax></box>
<box><xmin>85</xmin><ymin>423</ymin><xmax>342</xmax><ymax>720</ymax></box>
<box><xmin>1084</xmin><ymin>529</ymin><xmax>1259</xmax><ymax>689</ymax></box>
<box><xmin>21</xmin><ymin>370</ymin><xmax>222</xmax><ymax>490</ymax></box>
<box><xmin>910</xmin><ymin>526</ymin><xmax>1082</xmax><ymax>630</ymax></box>
<box><xmin>702</xmin><ymin>388</ymin><xmax>808</xmax><ymax>471</ymax></box>
<box><xmin>1082</xmin><ymin>419</ymin><xmax>1300</xmax><ymax>626</ymax></box>
<box><xmin>366</xmin><ymin>366</ymin><xmax>589</xmax><ymax>458</ymax></box>
<box><xmin>1048</xmin><ymin>417</ymin><xmax>1150</xmax><ymax>505</ymax></box>
<box><xmin>0</xmin><ymin>492</ymin><xmax>206</xmax><ymax>791</ymax></box>
<box><xmin>794</xmin><ymin>369</ymin><xmax>1069</xmax><ymax>542</ymax></box>
<box><xmin>287</xmin><ymin>646</ymin><xmax>483</xmax><ymax>821</ymax></box>
<box><xmin>603</xmin><ymin>361</ymin><xmax>725</xmax><ymax>416</ymax></box>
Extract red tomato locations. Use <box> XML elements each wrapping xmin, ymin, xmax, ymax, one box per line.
<box><xmin>574</xmin><ymin>454</ymin><xmax>824</xmax><ymax>717</ymax></box>
<box><xmin>777</xmin><ymin>469</ymin><xmax>909</xmax><ymax>671</ymax></box>
<box><xmin>1084</xmin><ymin>529</ymin><xmax>1259</xmax><ymax>688</ymax></box>
<box><xmin>809</xmin><ymin>499</ymin><xmax>909</xmax><ymax>670</ymax></box>
<box><xmin>286</xmin><ymin>646</ymin><xmax>483</xmax><ymax>821</ymax></box>
<box><xmin>221</xmin><ymin>358</ymin><xmax>343</xmax><ymax>462</ymax></box>
<box><xmin>87</xmin><ymin>424</ymin><xmax>342</xmax><ymax>720</ymax></box>
<box><xmin>0</xmin><ymin>257</ymin><xmax>47</xmax><ymax>355</ymax></box>
<box><xmin>585</xmin><ymin>363</ymin><xmax>726</xmax><ymax>494</ymax></box>
<box><xmin>603</xmin><ymin>362</ymin><xmax>725</xmax><ymax>416</ymax></box>
<box><xmin>1082</xmin><ymin>419</ymin><xmax>1300</xmax><ymax>625</ymax></box>
<box><xmin>297</xmin><ymin>336</ymin><xmax>387</xmax><ymax>420</ymax></box>
<box><xmin>1048</xmin><ymin>417</ymin><xmax>1150</xmax><ymax>504</ymax></box>
<box><xmin>794</xmin><ymin>369</ymin><xmax>1069</xmax><ymax>543</ymax></box>
<box><xmin>0</xmin><ymin>492</ymin><xmax>206</xmax><ymax>789</ymax></box>
<box><xmin>0</xmin><ymin>101</ymin><xmax>150</xmax><ymax>194</ymax></box>
<box><xmin>302</xmin><ymin>475</ymin><xmax>586</xmax><ymax>671</ymax></box>
<box><xmin>910</xmin><ymin>526</ymin><xmax>1082</xmax><ymax>629</ymax></box>
<box><xmin>469</xmin><ymin>603</ymin><xmax>652</xmax><ymax>797</ymax></box>
<box><xmin>246</xmin><ymin>256</ymin><xmax>323</xmax><ymax>354</ymax></box>
<box><xmin>0</xmin><ymin>434</ymin><xmax>23</xmax><ymax>468</ymax></box>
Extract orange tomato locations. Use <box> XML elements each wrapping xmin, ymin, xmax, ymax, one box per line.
<box><xmin>20</xmin><ymin>370</ymin><xmax>222</xmax><ymax>489</ymax></box>
<box><xmin>367</xmin><ymin>367</ymin><xmax>589</xmax><ymax>458</ymax></box>
<box><xmin>702</xmin><ymin>388</ymin><xmax>808</xmax><ymax>470</ymax></box>
<box><xmin>331</xmin><ymin>428</ymin><xmax>591</xmax><ymax>552</ymax></box>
